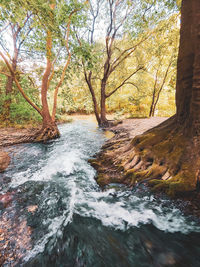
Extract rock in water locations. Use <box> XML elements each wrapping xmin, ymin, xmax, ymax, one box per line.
<box><xmin>0</xmin><ymin>151</ymin><xmax>10</xmax><ymax>172</ymax></box>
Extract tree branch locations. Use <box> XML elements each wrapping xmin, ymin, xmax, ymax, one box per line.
<box><xmin>0</xmin><ymin>51</ymin><xmax>42</xmax><ymax>116</ymax></box>
<box><xmin>0</xmin><ymin>22</ymin><xmax>10</xmax><ymax>34</ymax></box>
<box><xmin>110</xmin><ymin>33</ymin><xmax>151</xmax><ymax>74</ymax></box>
<box><xmin>51</xmin><ymin>8</ymin><xmax>79</xmax><ymax>121</ymax></box>
<box><xmin>0</xmin><ymin>71</ymin><xmax>11</xmax><ymax>77</ymax></box>
<box><xmin>106</xmin><ymin>66</ymin><xmax>144</xmax><ymax>98</ymax></box>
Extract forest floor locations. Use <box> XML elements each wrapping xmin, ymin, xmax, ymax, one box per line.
<box><xmin>107</xmin><ymin>117</ymin><xmax>167</xmax><ymax>138</ymax></box>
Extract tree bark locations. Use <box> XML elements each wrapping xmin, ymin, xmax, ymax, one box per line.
<box><xmin>176</xmin><ymin>0</ymin><xmax>194</xmax><ymax>125</ymax></box>
<box><xmin>3</xmin><ymin>44</ymin><xmax>18</xmax><ymax>119</ymax></box>
<box><xmin>39</xmin><ymin>30</ymin><xmax>60</xmax><ymax>140</ymax></box>
<box><xmin>189</xmin><ymin>0</ymin><xmax>200</xmax><ymax>137</ymax></box>
<box><xmin>84</xmin><ymin>71</ymin><xmax>101</xmax><ymax>125</ymax></box>
<box><xmin>100</xmin><ymin>80</ymin><xmax>108</xmax><ymax>126</ymax></box>
<box><xmin>149</xmin><ymin>69</ymin><xmax>158</xmax><ymax>117</ymax></box>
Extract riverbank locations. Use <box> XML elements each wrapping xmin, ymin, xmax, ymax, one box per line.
<box><xmin>0</xmin><ymin>116</ymin><xmax>158</xmax><ymax>165</ymax></box>
<box><xmin>89</xmin><ymin>117</ymin><xmax>200</xmax><ymax>217</ymax></box>
<box><xmin>0</xmin><ymin>113</ymin><xmax>76</xmax><ymax>147</ymax></box>
<box><xmin>89</xmin><ymin>117</ymin><xmax>168</xmax><ymax>186</ymax></box>
<box><xmin>0</xmin><ymin>127</ymin><xmax>39</xmax><ymax>148</ymax></box>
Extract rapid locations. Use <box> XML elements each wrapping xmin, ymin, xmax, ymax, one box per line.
<box><xmin>1</xmin><ymin>120</ymin><xmax>200</xmax><ymax>267</ymax></box>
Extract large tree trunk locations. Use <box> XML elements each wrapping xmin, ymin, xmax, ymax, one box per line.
<box><xmin>176</xmin><ymin>0</ymin><xmax>200</xmax><ymax>138</ymax></box>
<box><xmin>189</xmin><ymin>0</ymin><xmax>200</xmax><ymax>137</ymax></box>
<box><xmin>176</xmin><ymin>0</ymin><xmax>194</xmax><ymax>126</ymax></box>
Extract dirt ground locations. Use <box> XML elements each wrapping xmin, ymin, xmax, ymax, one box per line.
<box><xmin>0</xmin><ymin>127</ymin><xmax>39</xmax><ymax>148</ymax></box>
<box><xmin>110</xmin><ymin>117</ymin><xmax>167</xmax><ymax>138</ymax></box>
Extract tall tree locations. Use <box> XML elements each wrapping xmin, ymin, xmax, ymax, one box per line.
<box><xmin>92</xmin><ymin>0</ymin><xmax>200</xmax><ymax>197</ymax></box>
<box><xmin>0</xmin><ymin>0</ymin><xmax>83</xmax><ymax>140</ymax></box>
<box><xmin>76</xmin><ymin>0</ymin><xmax>178</xmax><ymax>126</ymax></box>
<box><xmin>76</xmin><ymin>0</ymin><xmax>146</xmax><ymax>126</ymax></box>
<box><xmin>0</xmin><ymin>6</ymin><xmax>33</xmax><ymax>119</ymax></box>
<box><xmin>125</xmin><ymin>0</ymin><xmax>200</xmax><ymax>196</ymax></box>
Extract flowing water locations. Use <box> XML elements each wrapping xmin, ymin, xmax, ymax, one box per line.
<box><xmin>1</xmin><ymin>121</ymin><xmax>200</xmax><ymax>267</ymax></box>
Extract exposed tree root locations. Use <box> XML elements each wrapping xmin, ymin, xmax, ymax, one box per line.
<box><xmin>34</xmin><ymin>125</ymin><xmax>60</xmax><ymax>142</ymax></box>
<box><xmin>90</xmin><ymin>117</ymin><xmax>199</xmax><ymax>197</ymax></box>
<box><xmin>0</xmin><ymin>125</ymin><xmax>60</xmax><ymax>148</ymax></box>
<box><xmin>99</xmin><ymin>119</ymin><xmax>123</xmax><ymax>129</ymax></box>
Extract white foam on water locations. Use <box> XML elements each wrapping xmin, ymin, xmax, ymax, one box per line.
<box><xmin>5</xmin><ymin>121</ymin><xmax>200</xmax><ymax>263</ymax></box>
<box><xmin>10</xmin><ymin>149</ymin><xmax>83</xmax><ymax>187</ymax></box>
<box><xmin>75</xmin><ymin>189</ymin><xmax>200</xmax><ymax>234</ymax></box>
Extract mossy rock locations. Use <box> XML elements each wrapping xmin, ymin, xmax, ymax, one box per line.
<box><xmin>149</xmin><ymin>171</ymin><xmax>196</xmax><ymax>197</ymax></box>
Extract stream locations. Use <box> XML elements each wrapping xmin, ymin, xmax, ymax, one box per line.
<box><xmin>1</xmin><ymin>121</ymin><xmax>200</xmax><ymax>267</ymax></box>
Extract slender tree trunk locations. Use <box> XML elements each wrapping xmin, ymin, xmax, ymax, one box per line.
<box><xmin>149</xmin><ymin>65</ymin><xmax>160</xmax><ymax>117</ymax></box>
<box><xmin>84</xmin><ymin>71</ymin><xmax>101</xmax><ymax>125</ymax></box>
<box><xmin>90</xmin><ymin>87</ymin><xmax>101</xmax><ymax>125</ymax></box>
<box><xmin>35</xmin><ymin>2</ymin><xmax>59</xmax><ymax>140</ymax></box>
<box><xmin>90</xmin><ymin>89</ymin><xmax>101</xmax><ymax>125</ymax></box>
<box><xmin>149</xmin><ymin>79</ymin><xmax>157</xmax><ymax>117</ymax></box>
<box><xmin>5</xmin><ymin>76</ymin><xmax>14</xmax><ymax>95</ymax></box>
<box><xmin>41</xmin><ymin>43</ymin><xmax>53</xmax><ymax>128</ymax></box>
<box><xmin>39</xmin><ymin>30</ymin><xmax>59</xmax><ymax>139</ymax></box>
<box><xmin>3</xmin><ymin>49</ymin><xmax>18</xmax><ymax>119</ymax></box>
<box><xmin>100</xmin><ymin>80</ymin><xmax>108</xmax><ymax>126</ymax></box>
